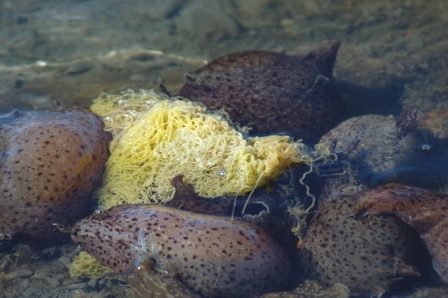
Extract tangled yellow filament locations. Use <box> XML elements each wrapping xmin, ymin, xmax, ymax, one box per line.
<box><xmin>91</xmin><ymin>90</ymin><xmax>308</xmax><ymax>209</ymax></box>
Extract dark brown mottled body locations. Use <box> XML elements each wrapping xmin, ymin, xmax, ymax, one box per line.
<box><xmin>297</xmin><ymin>111</ymin><xmax>442</xmax><ymax>296</ymax></box>
<box><xmin>166</xmin><ymin>174</ymin><xmax>234</xmax><ymax>215</ymax></box>
<box><xmin>0</xmin><ymin>109</ymin><xmax>111</xmax><ymax>241</ymax></box>
<box><xmin>299</xmin><ymin>190</ymin><xmax>423</xmax><ymax>296</ymax></box>
<box><xmin>179</xmin><ymin>41</ymin><xmax>345</xmax><ymax>138</ymax></box>
<box><xmin>355</xmin><ymin>183</ymin><xmax>448</xmax><ymax>283</ymax></box>
<box><xmin>167</xmin><ymin>174</ymin><xmax>298</xmax><ymax>252</ymax></box>
<box><xmin>319</xmin><ymin>114</ymin><xmax>397</xmax><ymax>174</ymax></box>
<box><xmin>317</xmin><ymin>111</ymin><xmax>448</xmax><ymax>192</ymax></box>
<box><xmin>71</xmin><ymin>204</ymin><xmax>291</xmax><ymax>298</ymax></box>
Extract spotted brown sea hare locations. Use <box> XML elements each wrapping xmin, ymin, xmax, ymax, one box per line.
<box><xmin>0</xmin><ymin>108</ymin><xmax>110</xmax><ymax>242</ymax></box>
<box><xmin>179</xmin><ymin>40</ymin><xmax>345</xmax><ymax>138</ymax></box>
<box><xmin>71</xmin><ymin>204</ymin><xmax>292</xmax><ymax>298</ymax></box>
<box><xmin>299</xmin><ymin>191</ymin><xmax>423</xmax><ymax>297</ymax></box>
<box><xmin>297</xmin><ymin>111</ymin><xmax>439</xmax><ymax>296</ymax></box>
<box><xmin>316</xmin><ymin>110</ymin><xmax>448</xmax><ymax>191</ymax></box>
<box><xmin>355</xmin><ymin>183</ymin><xmax>448</xmax><ymax>284</ymax></box>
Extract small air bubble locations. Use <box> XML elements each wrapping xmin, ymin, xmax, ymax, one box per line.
<box><xmin>418</xmin><ymin>143</ymin><xmax>433</xmax><ymax>152</ymax></box>
<box><xmin>217</xmin><ymin>168</ymin><xmax>227</xmax><ymax>177</ymax></box>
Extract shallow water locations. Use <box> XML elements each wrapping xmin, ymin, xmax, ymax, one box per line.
<box><xmin>1</xmin><ymin>0</ymin><xmax>448</xmax><ymax>297</ymax></box>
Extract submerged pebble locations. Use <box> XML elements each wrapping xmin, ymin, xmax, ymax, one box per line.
<box><xmin>71</xmin><ymin>204</ymin><xmax>292</xmax><ymax>298</ymax></box>
<box><xmin>0</xmin><ymin>268</ymin><xmax>33</xmax><ymax>282</ymax></box>
<box><xmin>0</xmin><ymin>108</ymin><xmax>110</xmax><ymax>242</ymax></box>
<box><xmin>179</xmin><ymin>40</ymin><xmax>346</xmax><ymax>138</ymax></box>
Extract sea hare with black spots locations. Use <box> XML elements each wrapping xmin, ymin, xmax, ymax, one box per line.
<box><xmin>298</xmin><ymin>111</ymin><xmax>441</xmax><ymax>296</ymax></box>
<box><xmin>179</xmin><ymin>40</ymin><xmax>345</xmax><ymax>138</ymax></box>
<box><xmin>299</xmin><ymin>191</ymin><xmax>423</xmax><ymax>297</ymax></box>
<box><xmin>355</xmin><ymin>183</ymin><xmax>448</xmax><ymax>284</ymax></box>
<box><xmin>71</xmin><ymin>204</ymin><xmax>292</xmax><ymax>298</ymax></box>
<box><xmin>0</xmin><ymin>108</ymin><xmax>110</xmax><ymax>242</ymax></box>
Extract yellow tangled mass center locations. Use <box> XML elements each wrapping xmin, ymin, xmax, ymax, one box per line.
<box><xmin>70</xmin><ymin>251</ymin><xmax>111</xmax><ymax>279</ymax></box>
<box><xmin>91</xmin><ymin>89</ymin><xmax>309</xmax><ymax>209</ymax></box>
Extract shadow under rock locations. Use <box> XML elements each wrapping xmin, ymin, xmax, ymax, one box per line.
<box><xmin>335</xmin><ymin>76</ymin><xmax>412</xmax><ymax>118</ymax></box>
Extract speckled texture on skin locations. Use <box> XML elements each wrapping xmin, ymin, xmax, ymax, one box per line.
<box><xmin>355</xmin><ymin>183</ymin><xmax>448</xmax><ymax>284</ymax></box>
<box><xmin>167</xmin><ymin>174</ymin><xmax>297</xmax><ymax>252</ymax></box>
<box><xmin>0</xmin><ymin>108</ymin><xmax>111</xmax><ymax>241</ymax></box>
<box><xmin>299</xmin><ymin>192</ymin><xmax>423</xmax><ymax>297</ymax></box>
<box><xmin>319</xmin><ymin>114</ymin><xmax>398</xmax><ymax>174</ymax></box>
<box><xmin>298</xmin><ymin>112</ymin><xmax>440</xmax><ymax>296</ymax></box>
<box><xmin>179</xmin><ymin>40</ymin><xmax>345</xmax><ymax>137</ymax></box>
<box><xmin>71</xmin><ymin>204</ymin><xmax>292</xmax><ymax>298</ymax></box>
<box><xmin>166</xmin><ymin>174</ymin><xmax>234</xmax><ymax>216</ymax></box>
<box><xmin>317</xmin><ymin>111</ymin><xmax>448</xmax><ymax>192</ymax></box>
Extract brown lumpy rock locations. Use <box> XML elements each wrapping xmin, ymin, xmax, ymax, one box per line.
<box><xmin>0</xmin><ymin>108</ymin><xmax>111</xmax><ymax>242</ymax></box>
<box><xmin>71</xmin><ymin>204</ymin><xmax>291</xmax><ymax>298</ymax></box>
<box><xmin>355</xmin><ymin>183</ymin><xmax>448</xmax><ymax>284</ymax></box>
<box><xmin>120</xmin><ymin>257</ymin><xmax>202</xmax><ymax>298</ymax></box>
<box><xmin>299</xmin><ymin>191</ymin><xmax>423</xmax><ymax>297</ymax></box>
<box><xmin>259</xmin><ymin>280</ymin><xmax>350</xmax><ymax>298</ymax></box>
<box><xmin>179</xmin><ymin>40</ymin><xmax>345</xmax><ymax>138</ymax></box>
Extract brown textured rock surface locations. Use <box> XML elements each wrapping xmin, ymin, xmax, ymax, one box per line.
<box><xmin>259</xmin><ymin>280</ymin><xmax>350</xmax><ymax>298</ymax></box>
<box><xmin>179</xmin><ymin>40</ymin><xmax>346</xmax><ymax>137</ymax></box>
<box><xmin>0</xmin><ymin>108</ymin><xmax>110</xmax><ymax>241</ymax></box>
<box><xmin>355</xmin><ymin>183</ymin><xmax>448</xmax><ymax>284</ymax></box>
<box><xmin>71</xmin><ymin>204</ymin><xmax>292</xmax><ymax>298</ymax></box>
